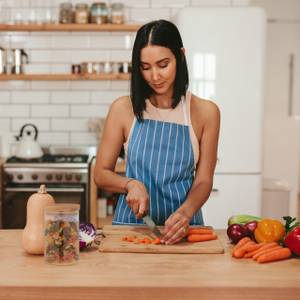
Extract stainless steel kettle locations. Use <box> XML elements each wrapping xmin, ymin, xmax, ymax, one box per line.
<box><xmin>15</xmin><ymin>124</ymin><xmax>43</xmax><ymax>159</ymax></box>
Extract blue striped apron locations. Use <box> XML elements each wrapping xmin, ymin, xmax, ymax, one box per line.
<box><xmin>113</xmin><ymin>101</ymin><xmax>204</xmax><ymax>225</ymax></box>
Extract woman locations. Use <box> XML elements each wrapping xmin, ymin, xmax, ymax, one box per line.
<box><xmin>94</xmin><ymin>20</ymin><xmax>220</xmax><ymax>245</ymax></box>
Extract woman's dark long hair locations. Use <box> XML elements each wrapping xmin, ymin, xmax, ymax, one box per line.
<box><xmin>130</xmin><ymin>20</ymin><xmax>189</xmax><ymax>121</ymax></box>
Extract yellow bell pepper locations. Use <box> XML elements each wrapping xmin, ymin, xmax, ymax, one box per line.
<box><xmin>254</xmin><ymin>219</ymin><xmax>285</xmax><ymax>243</ymax></box>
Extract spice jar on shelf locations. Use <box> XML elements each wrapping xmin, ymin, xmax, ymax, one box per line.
<box><xmin>44</xmin><ymin>204</ymin><xmax>80</xmax><ymax>265</ymax></box>
<box><xmin>75</xmin><ymin>3</ymin><xmax>89</xmax><ymax>24</ymax></box>
<box><xmin>110</xmin><ymin>3</ymin><xmax>124</xmax><ymax>24</ymax></box>
<box><xmin>59</xmin><ymin>3</ymin><xmax>73</xmax><ymax>24</ymax></box>
<box><xmin>91</xmin><ymin>2</ymin><xmax>108</xmax><ymax>24</ymax></box>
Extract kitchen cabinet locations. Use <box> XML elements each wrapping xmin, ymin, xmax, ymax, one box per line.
<box><xmin>263</xmin><ymin>21</ymin><xmax>300</xmax><ymax>217</ymax></box>
<box><xmin>202</xmin><ymin>174</ymin><xmax>262</xmax><ymax>229</ymax></box>
<box><xmin>89</xmin><ymin>158</ymin><xmax>125</xmax><ymax>228</ymax></box>
<box><xmin>0</xmin><ymin>157</ymin><xmax>4</xmax><ymax>228</ymax></box>
<box><xmin>0</xmin><ymin>229</ymin><xmax>299</xmax><ymax>300</ymax></box>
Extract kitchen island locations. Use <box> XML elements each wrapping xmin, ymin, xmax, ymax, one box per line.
<box><xmin>0</xmin><ymin>230</ymin><xmax>299</xmax><ymax>300</ymax></box>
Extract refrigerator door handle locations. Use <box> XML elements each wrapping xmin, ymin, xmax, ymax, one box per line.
<box><xmin>288</xmin><ymin>53</ymin><xmax>294</xmax><ymax>116</ymax></box>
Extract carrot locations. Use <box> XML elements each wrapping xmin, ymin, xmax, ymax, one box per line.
<box><xmin>187</xmin><ymin>228</ymin><xmax>214</xmax><ymax>235</ymax></box>
<box><xmin>233</xmin><ymin>241</ymin><xmax>257</xmax><ymax>258</ymax></box>
<box><xmin>244</xmin><ymin>243</ymin><xmax>266</xmax><ymax>258</ymax></box>
<box><xmin>231</xmin><ymin>237</ymin><xmax>251</xmax><ymax>256</ymax></box>
<box><xmin>253</xmin><ymin>245</ymin><xmax>282</xmax><ymax>260</ymax></box>
<box><xmin>243</xmin><ymin>241</ymin><xmax>277</xmax><ymax>258</ymax></box>
<box><xmin>187</xmin><ymin>233</ymin><xmax>217</xmax><ymax>242</ymax></box>
<box><xmin>257</xmin><ymin>247</ymin><xmax>292</xmax><ymax>263</ymax></box>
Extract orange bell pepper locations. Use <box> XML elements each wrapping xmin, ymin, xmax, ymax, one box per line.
<box><xmin>254</xmin><ymin>219</ymin><xmax>285</xmax><ymax>243</ymax></box>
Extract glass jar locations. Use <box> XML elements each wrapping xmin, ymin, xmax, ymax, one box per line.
<box><xmin>59</xmin><ymin>3</ymin><xmax>73</xmax><ymax>24</ymax></box>
<box><xmin>91</xmin><ymin>2</ymin><xmax>108</xmax><ymax>24</ymax></box>
<box><xmin>75</xmin><ymin>3</ymin><xmax>89</xmax><ymax>24</ymax></box>
<box><xmin>44</xmin><ymin>204</ymin><xmax>80</xmax><ymax>265</ymax></box>
<box><xmin>111</xmin><ymin>3</ymin><xmax>124</xmax><ymax>24</ymax></box>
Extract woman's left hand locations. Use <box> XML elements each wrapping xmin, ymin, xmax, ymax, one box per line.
<box><xmin>161</xmin><ymin>210</ymin><xmax>190</xmax><ymax>245</ymax></box>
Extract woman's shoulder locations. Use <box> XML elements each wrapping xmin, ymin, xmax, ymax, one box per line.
<box><xmin>109</xmin><ymin>95</ymin><xmax>134</xmax><ymax>116</ymax></box>
<box><xmin>190</xmin><ymin>93</ymin><xmax>220</xmax><ymax>121</ymax></box>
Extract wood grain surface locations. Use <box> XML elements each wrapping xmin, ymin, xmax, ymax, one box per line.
<box><xmin>0</xmin><ymin>229</ymin><xmax>300</xmax><ymax>300</ymax></box>
<box><xmin>100</xmin><ymin>225</ymin><xmax>224</xmax><ymax>254</ymax></box>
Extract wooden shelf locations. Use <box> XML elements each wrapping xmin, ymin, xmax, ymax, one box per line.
<box><xmin>0</xmin><ymin>23</ymin><xmax>141</xmax><ymax>32</ymax></box>
<box><xmin>0</xmin><ymin>73</ymin><xmax>130</xmax><ymax>81</ymax></box>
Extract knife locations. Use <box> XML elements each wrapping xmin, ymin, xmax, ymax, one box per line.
<box><xmin>142</xmin><ymin>215</ymin><xmax>162</xmax><ymax>238</ymax></box>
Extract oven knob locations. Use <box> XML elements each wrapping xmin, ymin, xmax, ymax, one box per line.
<box><xmin>46</xmin><ymin>174</ymin><xmax>53</xmax><ymax>180</ymax></box>
<box><xmin>56</xmin><ymin>174</ymin><xmax>63</xmax><ymax>181</ymax></box>
<box><xmin>17</xmin><ymin>174</ymin><xmax>23</xmax><ymax>180</ymax></box>
<box><xmin>75</xmin><ymin>174</ymin><xmax>82</xmax><ymax>181</ymax></box>
<box><xmin>65</xmin><ymin>174</ymin><xmax>72</xmax><ymax>181</ymax></box>
<box><xmin>32</xmin><ymin>174</ymin><xmax>38</xmax><ymax>180</ymax></box>
<box><xmin>6</xmin><ymin>174</ymin><xmax>13</xmax><ymax>181</ymax></box>
<box><xmin>46</xmin><ymin>174</ymin><xmax>53</xmax><ymax>181</ymax></box>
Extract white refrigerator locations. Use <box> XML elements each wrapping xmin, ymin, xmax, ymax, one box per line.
<box><xmin>176</xmin><ymin>7</ymin><xmax>266</xmax><ymax>228</ymax></box>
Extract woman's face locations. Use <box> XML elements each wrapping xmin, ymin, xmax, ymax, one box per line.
<box><xmin>140</xmin><ymin>45</ymin><xmax>177</xmax><ymax>95</ymax></box>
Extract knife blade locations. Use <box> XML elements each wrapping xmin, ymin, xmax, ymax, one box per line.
<box><xmin>142</xmin><ymin>215</ymin><xmax>162</xmax><ymax>238</ymax></box>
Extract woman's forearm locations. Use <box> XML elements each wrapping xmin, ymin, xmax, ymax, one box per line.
<box><xmin>178</xmin><ymin>181</ymin><xmax>213</xmax><ymax>220</ymax></box>
<box><xmin>94</xmin><ymin>168</ymin><xmax>130</xmax><ymax>194</ymax></box>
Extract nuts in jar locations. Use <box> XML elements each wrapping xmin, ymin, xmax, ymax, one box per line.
<box><xmin>44</xmin><ymin>204</ymin><xmax>80</xmax><ymax>265</ymax></box>
<box><xmin>75</xmin><ymin>3</ymin><xmax>89</xmax><ymax>24</ymax></box>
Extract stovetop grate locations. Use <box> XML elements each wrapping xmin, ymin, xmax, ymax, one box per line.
<box><xmin>6</xmin><ymin>154</ymin><xmax>89</xmax><ymax>164</ymax></box>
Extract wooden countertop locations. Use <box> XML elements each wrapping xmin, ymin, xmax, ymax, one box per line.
<box><xmin>0</xmin><ymin>230</ymin><xmax>299</xmax><ymax>300</ymax></box>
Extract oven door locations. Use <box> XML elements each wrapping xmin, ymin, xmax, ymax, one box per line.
<box><xmin>2</xmin><ymin>184</ymin><xmax>87</xmax><ymax>229</ymax></box>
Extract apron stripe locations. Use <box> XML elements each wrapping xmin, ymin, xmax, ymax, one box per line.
<box><xmin>155</xmin><ymin>122</ymin><xmax>165</xmax><ymax>223</ymax></box>
<box><xmin>162</xmin><ymin>123</ymin><xmax>172</xmax><ymax>222</ymax></box>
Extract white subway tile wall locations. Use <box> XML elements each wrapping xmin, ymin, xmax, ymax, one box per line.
<box><xmin>0</xmin><ymin>0</ymin><xmax>249</xmax><ymax>153</ymax></box>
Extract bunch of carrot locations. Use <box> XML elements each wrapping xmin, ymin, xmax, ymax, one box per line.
<box><xmin>122</xmin><ymin>235</ymin><xmax>161</xmax><ymax>245</ymax></box>
<box><xmin>232</xmin><ymin>237</ymin><xmax>292</xmax><ymax>263</ymax></box>
<box><xmin>187</xmin><ymin>227</ymin><xmax>218</xmax><ymax>242</ymax></box>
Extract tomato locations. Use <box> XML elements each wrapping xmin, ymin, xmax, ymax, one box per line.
<box><xmin>284</xmin><ymin>227</ymin><xmax>300</xmax><ymax>256</ymax></box>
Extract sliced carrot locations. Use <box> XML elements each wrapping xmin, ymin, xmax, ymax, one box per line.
<box><xmin>187</xmin><ymin>228</ymin><xmax>214</xmax><ymax>235</ymax></box>
<box><xmin>257</xmin><ymin>247</ymin><xmax>292</xmax><ymax>263</ymax></box>
<box><xmin>231</xmin><ymin>237</ymin><xmax>251</xmax><ymax>256</ymax></box>
<box><xmin>187</xmin><ymin>233</ymin><xmax>217</xmax><ymax>242</ymax></box>
<box><xmin>122</xmin><ymin>236</ymin><xmax>135</xmax><ymax>242</ymax></box>
<box><xmin>233</xmin><ymin>241</ymin><xmax>256</xmax><ymax>258</ymax></box>
<box><xmin>143</xmin><ymin>238</ymin><xmax>152</xmax><ymax>244</ymax></box>
<box><xmin>152</xmin><ymin>238</ymin><xmax>161</xmax><ymax>245</ymax></box>
<box><xmin>253</xmin><ymin>245</ymin><xmax>282</xmax><ymax>260</ymax></box>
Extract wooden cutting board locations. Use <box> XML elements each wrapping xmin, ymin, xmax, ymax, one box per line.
<box><xmin>99</xmin><ymin>225</ymin><xmax>224</xmax><ymax>254</ymax></box>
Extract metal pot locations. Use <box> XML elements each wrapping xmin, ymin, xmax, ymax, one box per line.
<box><xmin>15</xmin><ymin>124</ymin><xmax>43</xmax><ymax>159</ymax></box>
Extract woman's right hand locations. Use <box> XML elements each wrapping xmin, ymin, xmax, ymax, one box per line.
<box><xmin>125</xmin><ymin>179</ymin><xmax>149</xmax><ymax>219</ymax></box>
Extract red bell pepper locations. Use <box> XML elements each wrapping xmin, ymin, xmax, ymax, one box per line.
<box><xmin>283</xmin><ymin>216</ymin><xmax>300</xmax><ymax>256</ymax></box>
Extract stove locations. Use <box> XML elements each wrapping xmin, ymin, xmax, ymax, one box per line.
<box><xmin>6</xmin><ymin>154</ymin><xmax>89</xmax><ymax>164</ymax></box>
<box><xmin>1</xmin><ymin>147</ymin><xmax>96</xmax><ymax>229</ymax></box>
